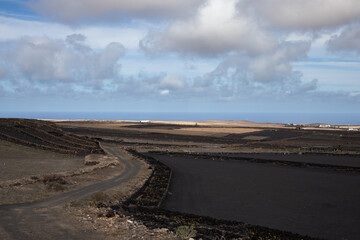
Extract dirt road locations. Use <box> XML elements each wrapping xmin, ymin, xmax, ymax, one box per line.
<box><xmin>0</xmin><ymin>145</ymin><xmax>140</xmax><ymax>240</ymax></box>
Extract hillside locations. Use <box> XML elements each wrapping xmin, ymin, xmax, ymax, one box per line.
<box><xmin>0</xmin><ymin>119</ymin><xmax>103</xmax><ymax>155</ymax></box>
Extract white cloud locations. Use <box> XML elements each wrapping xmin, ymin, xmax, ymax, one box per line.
<box><xmin>29</xmin><ymin>0</ymin><xmax>206</xmax><ymax>24</ymax></box>
<box><xmin>248</xmin><ymin>41</ymin><xmax>311</xmax><ymax>83</ymax></box>
<box><xmin>0</xmin><ymin>34</ymin><xmax>124</xmax><ymax>91</ymax></box>
<box><xmin>140</xmin><ymin>0</ymin><xmax>276</xmax><ymax>57</ymax></box>
<box><xmin>186</xmin><ymin>41</ymin><xmax>315</xmax><ymax>101</ymax></box>
<box><xmin>242</xmin><ymin>0</ymin><xmax>360</xmax><ymax>30</ymax></box>
<box><xmin>29</xmin><ymin>0</ymin><xmax>360</xmax><ymax>30</ymax></box>
<box><xmin>1</xmin><ymin>0</ymin><xmax>359</xmax><ymax>111</ymax></box>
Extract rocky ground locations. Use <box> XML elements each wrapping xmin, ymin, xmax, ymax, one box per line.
<box><xmin>65</xmin><ymin>204</ymin><xmax>178</xmax><ymax>240</ymax></box>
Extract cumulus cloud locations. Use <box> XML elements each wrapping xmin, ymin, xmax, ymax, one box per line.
<box><xmin>2</xmin><ymin>0</ymin><xmax>358</xmax><ymax>111</ymax></box>
<box><xmin>120</xmin><ymin>41</ymin><xmax>315</xmax><ymax>102</ymax></box>
<box><xmin>327</xmin><ymin>24</ymin><xmax>360</xmax><ymax>54</ymax></box>
<box><xmin>139</xmin><ymin>0</ymin><xmax>360</xmax><ymax>58</ymax></box>
<box><xmin>241</xmin><ymin>0</ymin><xmax>360</xmax><ymax>30</ymax></box>
<box><xmin>0</xmin><ymin>34</ymin><xmax>125</xmax><ymax>92</ymax></box>
<box><xmin>247</xmin><ymin>41</ymin><xmax>311</xmax><ymax>83</ymax></box>
<box><xmin>29</xmin><ymin>0</ymin><xmax>360</xmax><ymax>30</ymax></box>
<box><xmin>29</xmin><ymin>0</ymin><xmax>206</xmax><ymax>24</ymax></box>
<box><xmin>187</xmin><ymin>41</ymin><xmax>316</xmax><ymax>101</ymax></box>
<box><xmin>140</xmin><ymin>0</ymin><xmax>276</xmax><ymax>57</ymax></box>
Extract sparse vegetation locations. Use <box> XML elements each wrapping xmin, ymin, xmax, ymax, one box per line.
<box><xmin>175</xmin><ymin>224</ymin><xmax>197</xmax><ymax>239</ymax></box>
<box><xmin>41</xmin><ymin>174</ymin><xmax>67</xmax><ymax>185</ymax></box>
<box><xmin>41</xmin><ymin>174</ymin><xmax>68</xmax><ymax>191</ymax></box>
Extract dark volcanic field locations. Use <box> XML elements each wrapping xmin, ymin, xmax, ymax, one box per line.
<box><xmin>162</xmin><ymin>152</ymin><xmax>360</xmax><ymax>168</ymax></box>
<box><xmin>146</xmin><ymin>153</ymin><xmax>360</xmax><ymax>240</ymax></box>
<box><xmin>221</xmin><ymin>152</ymin><xmax>360</xmax><ymax>168</ymax></box>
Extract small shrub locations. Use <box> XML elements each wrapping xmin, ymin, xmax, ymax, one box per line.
<box><xmin>175</xmin><ymin>224</ymin><xmax>197</xmax><ymax>239</ymax></box>
<box><xmin>41</xmin><ymin>174</ymin><xmax>67</xmax><ymax>185</ymax></box>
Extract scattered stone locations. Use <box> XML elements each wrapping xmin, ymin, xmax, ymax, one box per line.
<box><xmin>157</xmin><ymin>228</ymin><xmax>168</xmax><ymax>233</ymax></box>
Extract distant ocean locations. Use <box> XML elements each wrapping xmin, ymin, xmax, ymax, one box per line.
<box><xmin>1</xmin><ymin>112</ymin><xmax>360</xmax><ymax>125</ymax></box>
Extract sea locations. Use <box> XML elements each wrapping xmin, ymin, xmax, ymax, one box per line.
<box><xmin>1</xmin><ymin>112</ymin><xmax>359</xmax><ymax>125</ymax></box>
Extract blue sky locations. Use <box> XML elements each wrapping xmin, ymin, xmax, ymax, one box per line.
<box><xmin>0</xmin><ymin>0</ymin><xmax>359</xmax><ymax>114</ymax></box>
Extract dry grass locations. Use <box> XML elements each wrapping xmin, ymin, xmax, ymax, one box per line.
<box><xmin>152</xmin><ymin>120</ymin><xmax>286</xmax><ymax>128</ymax></box>
<box><xmin>131</xmin><ymin>127</ymin><xmax>261</xmax><ymax>137</ymax></box>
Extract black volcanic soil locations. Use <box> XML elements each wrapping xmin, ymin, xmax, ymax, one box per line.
<box><xmin>227</xmin><ymin>129</ymin><xmax>302</xmax><ymax>141</ymax></box>
<box><xmin>0</xmin><ymin>119</ymin><xmax>103</xmax><ymax>155</ymax></box>
<box><xmin>60</xmin><ymin>125</ymin><xmax>308</xmax><ymax>145</ymax></box>
<box><xmin>146</xmin><ymin>152</ymin><xmax>360</xmax><ymax>240</ymax></box>
<box><xmin>222</xmin><ymin>152</ymin><xmax>360</xmax><ymax>167</ymax></box>
<box><xmin>160</xmin><ymin>152</ymin><xmax>360</xmax><ymax>168</ymax></box>
<box><xmin>60</xmin><ymin>126</ymin><xmax>246</xmax><ymax>144</ymax></box>
<box><xmin>59</xmin><ymin>123</ymin><xmax>360</xmax><ymax>153</ymax></box>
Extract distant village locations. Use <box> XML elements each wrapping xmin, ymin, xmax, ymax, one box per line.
<box><xmin>285</xmin><ymin>123</ymin><xmax>359</xmax><ymax>131</ymax></box>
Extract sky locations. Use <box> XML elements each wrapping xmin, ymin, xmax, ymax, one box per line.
<box><xmin>0</xmin><ymin>0</ymin><xmax>359</xmax><ymax>114</ymax></box>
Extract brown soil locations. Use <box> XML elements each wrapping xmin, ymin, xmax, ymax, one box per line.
<box><xmin>0</xmin><ymin>161</ymin><xmax>125</xmax><ymax>205</ymax></box>
<box><xmin>0</xmin><ymin>140</ymin><xmax>83</xmax><ymax>181</ymax></box>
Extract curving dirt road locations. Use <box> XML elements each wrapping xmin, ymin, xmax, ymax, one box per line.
<box><xmin>0</xmin><ymin>144</ymin><xmax>140</xmax><ymax>240</ymax></box>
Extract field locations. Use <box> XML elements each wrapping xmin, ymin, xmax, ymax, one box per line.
<box><xmin>56</xmin><ymin>120</ymin><xmax>360</xmax><ymax>153</ymax></box>
<box><xmin>0</xmin><ymin>140</ymin><xmax>83</xmax><ymax>181</ymax></box>
<box><xmin>1</xmin><ymin>119</ymin><xmax>360</xmax><ymax>240</ymax></box>
<box><xmin>145</xmin><ymin>152</ymin><xmax>360</xmax><ymax>240</ymax></box>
